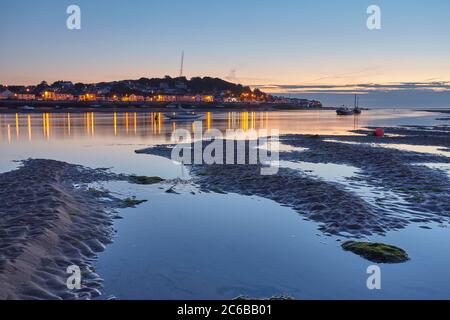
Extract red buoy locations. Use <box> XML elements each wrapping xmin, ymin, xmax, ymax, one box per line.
<box><xmin>374</xmin><ymin>128</ymin><xmax>385</xmax><ymax>137</ymax></box>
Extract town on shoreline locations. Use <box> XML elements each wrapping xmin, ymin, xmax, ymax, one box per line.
<box><xmin>0</xmin><ymin>76</ymin><xmax>322</xmax><ymax>112</ymax></box>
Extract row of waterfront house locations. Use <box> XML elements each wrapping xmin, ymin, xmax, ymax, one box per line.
<box><xmin>0</xmin><ymin>88</ymin><xmax>321</xmax><ymax>107</ymax></box>
<box><xmin>0</xmin><ymin>89</ymin><xmax>220</xmax><ymax>103</ymax></box>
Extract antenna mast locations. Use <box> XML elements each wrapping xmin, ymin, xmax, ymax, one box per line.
<box><xmin>179</xmin><ymin>50</ymin><xmax>184</xmax><ymax>77</ymax></box>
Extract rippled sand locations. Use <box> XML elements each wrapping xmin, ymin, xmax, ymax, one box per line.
<box><xmin>0</xmin><ymin>159</ymin><xmax>128</xmax><ymax>300</ymax></box>
<box><xmin>137</xmin><ymin>125</ymin><xmax>450</xmax><ymax>237</ymax></box>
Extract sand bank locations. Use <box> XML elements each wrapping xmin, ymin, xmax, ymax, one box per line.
<box><xmin>0</xmin><ymin>159</ymin><xmax>136</xmax><ymax>300</ymax></box>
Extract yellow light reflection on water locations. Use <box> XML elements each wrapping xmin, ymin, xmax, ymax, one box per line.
<box><xmin>86</xmin><ymin>112</ymin><xmax>90</xmax><ymax>135</ymax></box>
<box><xmin>91</xmin><ymin>112</ymin><xmax>95</xmax><ymax>136</ymax></box>
<box><xmin>45</xmin><ymin>113</ymin><xmax>50</xmax><ymax>140</ymax></box>
<box><xmin>67</xmin><ymin>113</ymin><xmax>71</xmax><ymax>136</ymax></box>
<box><xmin>240</xmin><ymin>112</ymin><xmax>249</xmax><ymax>131</ymax></box>
<box><xmin>158</xmin><ymin>112</ymin><xmax>162</xmax><ymax>134</ymax></box>
<box><xmin>113</xmin><ymin>112</ymin><xmax>117</xmax><ymax>136</ymax></box>
<box><xmin>0</xmin><ymin>110</ymin><xmax>378</xmax><ymax>144</ymax></box>
<box><xmin>42</xmin><ymin>113</ymin><xmax>46</xmax><ymax>136</ymax></box>
<box><xmin>207</xmin><ymin>112</ymin><xmax>212</xmax><ymax>129</ymax></box>
<box><xmin>251</xmin><ymin>112</ymin><xmax>255</xmax><ymax>130</ymax></box>
<box><xmin>27</xmin><ymin>115</ymin><xmax>32</xmax><ymax>141</ymax></box>
<box><xmin>15</xmin><ymin>113</ymin><xmax>20</xmax><ymax>138</ymax></box>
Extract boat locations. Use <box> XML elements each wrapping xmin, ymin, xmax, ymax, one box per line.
<box><xmin>353</xmin><ymin>95</ymin><xmax>362</xmax><ymax>114</ymax></box>
<box><xmin>20</xmin><ymin>105</ymin><xmax>35</xmax><ymax>110</ymax></box>
<box><xmin>165</xmin><ymin>112</ymin><xmax>203</xmax><ymax>120</ymax></box>
<box><xmin>164</xmin><ymin>104</ymin><xmax>203</xmax><ymax>121</ymax></box>
<box><xmin>336</xmin><ymin>94</ymin><xmax>362</xmax><ymax>116</ymax></box>
<box><xmin>336</xmin><ymin>106</ymin><xmax>355</xmax><ymax>116</ymax></box>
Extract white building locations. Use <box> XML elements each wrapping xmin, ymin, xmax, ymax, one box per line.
<box><xmin>16</xmin><ymin>93</ymin><xmax>36</xmax><ymax>100</ymax></box>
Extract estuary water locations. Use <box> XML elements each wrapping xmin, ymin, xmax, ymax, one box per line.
<box><xmin>1</xmin><ymin>109</ymin><xmax>450</xmax><ymax>299</ymax></box>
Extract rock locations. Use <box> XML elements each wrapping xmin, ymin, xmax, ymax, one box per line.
<box><xmin>342</xmin><ymin>241</ymin><xmax>409</xmax><ymax>263</ymax></box>
<box><xmin>129</xmin><ymin>175</ymin><xmax>164</xmax><ymax>185</ymax></box>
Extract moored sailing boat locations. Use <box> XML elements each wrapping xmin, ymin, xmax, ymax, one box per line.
<box><xmin>336</xmin><ymin>94</ymin><xmax>362</xmax><ymax>116</ymax></box>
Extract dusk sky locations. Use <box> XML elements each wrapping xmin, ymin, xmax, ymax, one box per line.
<box><xmin>1</xmin><ymin>0</ymin><xmax>449</xmax><ymax>107</ymax></box>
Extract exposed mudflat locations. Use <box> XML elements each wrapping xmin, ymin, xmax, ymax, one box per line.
<box><xmin>0</xmin><ymin>159</ymin><xmax>131</xmax><ymax>300</ymax></box>
<box><xmin>137</xmin><ymin>125</ymin><xmax>450</xmax><ymax>237</ymax></box>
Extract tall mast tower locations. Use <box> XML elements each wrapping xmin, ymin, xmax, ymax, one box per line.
<box><xmin>179</xmin><ymin>50</ymin><xmax>184</xmax><ymax>77</ymax></box>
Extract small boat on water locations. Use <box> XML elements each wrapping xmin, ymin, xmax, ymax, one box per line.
<box><xmin>336</xmin><ymin>106</ymin><xmax>355</xmax><ymax>116</ymax></box>
<box><xmin>20</xmin><ymin>105</ymin><xmax>35</xmax><ymax>111</ymax></box>
<box><xmin>353</xmin><ymin>95</ymin><xmax>362</xmax><ymax>114</ymax></box>
<box><xmin>165</xmin><ymin>113</ymin><xmax>203</xmax><ymax>121</ymax></box>
<box><xmin>164</xmin><ymin>104</ymin><xmax>204</xmax><ymax>121</ymax></box>
<box><xmin>336</xmin><ymin>94</ymin><xmax>362</xmax><ymax>116</ymax></box>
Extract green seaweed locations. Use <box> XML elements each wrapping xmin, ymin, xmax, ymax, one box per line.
<box><xmin>123</xmin><ymin>196</ymin><xmax>147</xmax><ymax>207</ymax></box>
<box><xmin>129</xmin><ymin>175</ymin><xmax>164</xmax><ymax>185</ymax></box>
<box><xmin>87</xmin><ymin>187</ymin><xmax>108</xmax><ymax>196</ymax></box>
<box><xmin>342</xmin><ymin>241</ymin><xmax>409</xmax><ymax>263</ymax></box>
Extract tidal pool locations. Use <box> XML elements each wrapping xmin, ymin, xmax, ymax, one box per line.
<box><xmin>95</xmin><ymin>177</ymin><xmax>450</xmax><ymax>300</ymax></box>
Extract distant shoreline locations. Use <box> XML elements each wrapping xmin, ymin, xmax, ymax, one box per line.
<box><xmin>0</xmin><ymin>100</ymin><xmax>332</xmax><ymax>113</ymax></box>
<box><xmin>421</xmin><ymin>109</ymin><xmax>450</xmax><ymax>114</ymax></box>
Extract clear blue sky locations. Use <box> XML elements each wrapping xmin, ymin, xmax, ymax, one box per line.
<box><xmin>1</xmin><ymin>0</ymin><xmax>449</xmax><ymax>107</ymax></box>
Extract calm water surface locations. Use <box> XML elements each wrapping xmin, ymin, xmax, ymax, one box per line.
<box><xmin>1</xmin><ymin>109</ymin><xmax>449</xmax><ymax>299</ymax></box>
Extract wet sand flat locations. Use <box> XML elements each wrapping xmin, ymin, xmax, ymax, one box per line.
<box><xmin>0</xmin><ymin>159</ymin><xmax>126</xmax><ymax>299</ymax></box>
